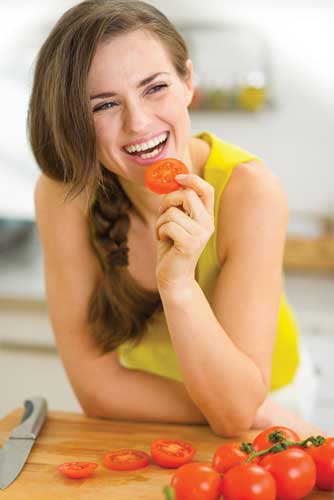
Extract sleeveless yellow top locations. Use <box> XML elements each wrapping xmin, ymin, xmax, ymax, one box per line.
<box><xmin>118</xmin><ymin>131</ymin><xmax>300</xmax><ymax>391</ymax></box>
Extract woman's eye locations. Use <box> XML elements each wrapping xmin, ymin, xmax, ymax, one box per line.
<box><xmin>93</xmin><ymin>101</ymin><xmax>118</xmax><ymax>113</ymax></box>
<box><xmin>147</xmin><ymin>83</ymin><xmax>168</xmax><ymax>95</ymax></box>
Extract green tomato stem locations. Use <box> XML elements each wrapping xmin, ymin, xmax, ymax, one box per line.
<box><xmin>163</xmin><ymin>485</ymin><xmax>175</xmax><ymax>500</ymax></box>
<box><xmin>246</xmin><ymin>433</ymin><xmax>326</xmax><ymax>464</ymax></box>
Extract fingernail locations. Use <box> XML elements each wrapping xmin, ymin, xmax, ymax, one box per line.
<box><xmin>175</xmin><ymin>174</ymin><xmax>187</xmax><ymax>181</ymax></box>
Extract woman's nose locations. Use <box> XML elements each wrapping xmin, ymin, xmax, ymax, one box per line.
<box><xmin>122</xmin><ymin>101</ymin><xmax>151</xmax><ymax>134</ymax></box>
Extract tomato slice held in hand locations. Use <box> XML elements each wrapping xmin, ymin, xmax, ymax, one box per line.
<box><xmin>57</xmin><ymin>461</ymin><xmax>98</xmax><ymax>479</ymax></box>
<box><xmin>103</xmin><ymin>449</ymin><xmax>150</xmax><ymax>471</ymax></box>
<box><xmin>253</xmin><ymin>426</ymin><xmax>300</xmax><ymax>452</ymax></box>
<box><xmin>170</xmin><ymin>462</ymin><xmax>222</xmax><ymax>500</ymax></box>
<box><xmin>306</xmin><ymin>437</ymin><xmax>334</xmax><ymax>491</ymax></box>
<box><xmin>151</xmin><ymin>439</ymin><xmax>196</xmax><ymax>468</ymax></box>
<box><xmin>144</xmin><ymin>158</ymin><xmax>189</xmax><ymax>194</ymax></box>
<box><xmin>261</xmin><ymin>448</ymin><xmax>316</xmax><ymax>500</ymax></box>
<box><xmin>221</xmin><ymin>462</ymin><xmax>276</xmax><ymax>500</ymax></box>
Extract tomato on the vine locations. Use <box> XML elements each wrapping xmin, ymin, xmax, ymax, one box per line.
<box><xmin>221</xmin><ymin>462</ymin><xmax>276</xmax><ymax>500</ymax></box>
<box><xmin>144</xmin><ymin>158</ymin><xmax>189</xmax><ymax>194</ymax></box>
<box><xmin>170</xmin><ymin>462</ymin><xmax>222</xmax><ymax>500</ymax></box>
<box><xmin>103</xmin><ymin>449</ymin><xmax>150</xmax><ymax>471</ymax></box>
<box><xmin>253</xmin><ymin>426</ymin><xmax>300</xmax><ymax>452</ymax></box>
<box><xmin>57</xmin><ymin>461</ymin><xmax>98</xmax><ymax>479</ymax></box>
<box><xmin>261</xmin><ymin>447</ymin><xmax>316</xmax><ymax>500</ymax></box>
<box><xmin>212</xmin><ymin>442</ymin><xmax>257</xmax><ymax>474</ymax></box>
<box><xmin>151</xmin><ymin>439</ymin><xmax>195</xmax><ymax>468</ymax></box>
<box><xmin>306</xmin><ymin>437</ymin><xmax>334</xmax><ymax>491</ymax></box>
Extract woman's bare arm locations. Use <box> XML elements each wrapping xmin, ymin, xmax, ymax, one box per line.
<box><xmin>34</xmin><ymin>174</ymin><xmax>205</xmax><ymax>424</ymax></box>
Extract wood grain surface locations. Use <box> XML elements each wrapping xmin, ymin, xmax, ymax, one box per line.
<box><xmin>0</xmin><ymin>408</ymin><xmax>332</xmax><ymax>499</ymax></box>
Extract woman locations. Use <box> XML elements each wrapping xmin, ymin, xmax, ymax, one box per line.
<box><xmin>28</xmin><ymin>0</ymin><xmax>320</xmax><ymax>436</ymax></box>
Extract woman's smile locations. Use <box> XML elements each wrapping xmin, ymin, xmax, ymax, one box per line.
<box><xmin>122</xmin><ymin>131</ymin><xmax>170</xmax><ymax>165</ymax></box>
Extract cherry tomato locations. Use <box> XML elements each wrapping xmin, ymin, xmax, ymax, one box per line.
<box><xmin>306</xmin><ymin>437</ymin><xmax>334</xmax><ymax>491</ymax></box>
<box><xmin>103</xmin><ymin>449</ymin><xmax>150</xmax><ymax>471</ymax></box>
<box><xmin>261</xmin><ymin>448</ymin><xmax>316</xmax><ymax>500</ymax></box>
<box><xmin>212</xmin><ymin>442</ymin><xmax>257</xmax><ymax>474</ymax></box>
<box><xmin>57</xmin><ymin>461</ymin><xmax>98</xmax><ymax>479</ymax></box>
<box><xmin>253</xmin><ymin>426</ymin><xmax>300</xmax><ymax>452</ymax></box>
<box><xmin>151</xmin><ymin>439</ymin><xmax>196</xmax><ymax>468</ymax></box>
<box><xmin>171</xmin><ymin>462</ymin><xmax>222</xmax><ymax>500</ymax></box>
<box><xmin>221</xmin><ymin>462</ymin><xmax>276</xmax><ymax>500</ymax></box>
<box><xmin>144</xmin><ymin>158</ymin><xmax>189</xmax><ymax>194</ymax></box>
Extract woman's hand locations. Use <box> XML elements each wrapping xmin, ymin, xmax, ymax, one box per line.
<box><xmin>155</xmin><ymin>173</ymin><xmax>215</xmax><ymax>291</ymax></box>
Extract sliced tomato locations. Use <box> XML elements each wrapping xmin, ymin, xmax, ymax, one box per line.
<box><xmin>151</xmin><ymin>438</ymin><xmax>196</xmax><ymax>468</ymax></box>
<box><xmin>103</xmin><ymin>449</ymin><xmax>150</xmax><ymax>471</ymax></box>
<box><xmin>57</xmin><ymin>461</ymin><xmax>98</xmax><ymax>479</ymax></box>
<box><xmin>144</xmin><ymin>158</ymin><xmax>189</xmax><ymax>194</ymax></box>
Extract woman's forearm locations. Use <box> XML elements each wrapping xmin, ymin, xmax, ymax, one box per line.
<box><xmin>159</xmin><ymin>279</ymin><xmax>267</xmax><ymax>436</ymax></box>
<box><xmin>82</xmin><ymin>363</ymin><xmax>207</xmax><ymax>425</ymax></box>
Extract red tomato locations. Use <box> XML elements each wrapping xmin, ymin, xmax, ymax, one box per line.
<box><xmin>253</xmin><ymin>426</ymin><xmax>300</xmax><ymax>452</ymax></box>
<box><xmin>221</xmin><ymin>462</ymin><xmax>276</xmax><ymax>500</ymax></box>
<box><xmin>261</xmin><ymin>448</ymin><xmax>316</xmax><ymax>500</ymax></box>
<box><xmin>171</xmin><ymin>462</ymin><xmax>222</xmax><ymax>500</ymax></box>
<box><xmin>151</xmin><ymin>439</ymin><xmax>196</xmax><ymax>468</ymax></box>
<box><xmin>212</xmin><ymin>442</ymin><xmax>256</xmax><ymax>473</ymax></box>
<box><xmin>103</xmin><ymin>449</ymin><xmax>150</xmax><ymax>471</ymax></box>
<box><xmin>144</xmin><ymin>158</ymin><xmax>189</xmax><ymax>194</ymax></box>
<box><xmin>306</xmin><ymin>437</ymin><xmax>334</xmax><ymax>491</ymax></box>
<box><xmin>57</xmin><ymin>461</ymin><xmax>98</xmax><ymax>479</ymax></box>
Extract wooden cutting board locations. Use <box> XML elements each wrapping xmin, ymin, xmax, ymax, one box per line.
<box><xmin>0</xmin><ymin>408</ymin><xmax>331</xmax><ymax>499</ymax></box>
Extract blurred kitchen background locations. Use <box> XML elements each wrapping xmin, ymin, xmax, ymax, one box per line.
<box><xmin>0</xmin><ymin>0</ymin><xmax>333</xmax><ymax>430</ymax></box>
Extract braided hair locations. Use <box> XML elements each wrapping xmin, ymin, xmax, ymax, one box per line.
<box><xmin>27</xmin><ymin>0</ymin><xmax>189</xmax><ymax>352</ymax></box>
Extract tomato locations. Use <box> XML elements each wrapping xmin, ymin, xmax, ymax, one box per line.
<box><xmin>103</xmin><ymin>449</ymin><xmax>150</xmax><ymax>471</ymax></box>
<box><xmin>144</xmin><ymin>158</ymin><xmax>189</xmax><ymax>194</ymax></box>
<box><xmin>170</xmin><ymin>462</ymin><xmax>222</xmax><ymax>500</ymax></box>
<box><xmin>151</xmin><ymin>439</ymin><xmax>196</xmax><ymax>468</ymax></box>
<box><xmin>261</xmin><ymin>448</ymin><xmax>316</xmax><ymax>500</ymax></box>
<box><xmin>253</xmin><ymin>426</ymin><xmax>300</xmax><ymax>452</ymax></box>
<box><xmin>221</xmin><ymin>462</ymin><xmax>276</xmax><ymax>500</ymax></box>
<box><xmin>212</xmin><ymin>442</ymin><xmax>258</xmax><ymax>473</ymax></box>
<box><xmin>306</xmin><ymin>437</ymin><xmax>334</xmax><ymax>491</ymax></box>
<box><xmin>57</xmin><ymin>461</ymin><xmax>98</xmax><ymax>479</ymax></box>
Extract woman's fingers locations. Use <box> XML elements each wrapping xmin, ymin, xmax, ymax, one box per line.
<box><xmin>155</xmin><ymin>205</ymin><xmax>196</xmax><ymax>241</ymax></box>
<box><xmin>174</xmin><ymin>174</ymin><xmax>215</xmax><ymax>215</ymax></box>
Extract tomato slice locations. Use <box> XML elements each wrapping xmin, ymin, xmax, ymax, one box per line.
<box><xmin>144</xmin><ymin>158</ymin><xmax>189</xmax><ymax>194</ymax></box>
<box><xmin>57</xmin><ymin>461</ymin><xmax>98</xmax><ymax>479</ymax></box>
<box><xmin>103</xmin><ymin>449</ymin><xmax>150</xmax><ymax>471</ymax></box>
<box><xmin>151</xmin><ymin>439</ymin><xmax>196</xmax><ymax>468</ymax></box>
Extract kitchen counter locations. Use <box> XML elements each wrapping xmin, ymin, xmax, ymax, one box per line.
<box><xmin>0</xmin><ymin>408</ymin><xmax>332</xmax><ymax>499</ymax></box>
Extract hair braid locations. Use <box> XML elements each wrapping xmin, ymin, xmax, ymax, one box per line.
<box><xmin>88</xmin><ymin>169</ymin><xmax>162</xmax><ymax>352</ymax></box>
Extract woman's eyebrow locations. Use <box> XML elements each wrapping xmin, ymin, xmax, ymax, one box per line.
<box><xmin>90</xmin><ymin>72</ymin><xmax>170</xmax><ymax>100</ymax></box>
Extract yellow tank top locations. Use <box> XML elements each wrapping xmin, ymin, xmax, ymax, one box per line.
<box><xmin>118</xmin><ymin>131</ymin><xmax>300</xmax><ymax>391</ymax></box>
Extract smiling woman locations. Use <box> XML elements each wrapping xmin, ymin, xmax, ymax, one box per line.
<box><xmin>27</xmin><ymin>0</ymin><xmax>321</xmax><ymax>438</ymax></box>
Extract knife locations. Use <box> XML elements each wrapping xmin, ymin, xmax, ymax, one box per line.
<box><xmin>0</xmin><ymin>397</ymin><xmax>47</xmax><ymax>489</ymax></box>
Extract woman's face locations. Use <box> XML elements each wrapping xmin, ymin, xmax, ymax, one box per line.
<box><xmin>87</xmin><ymin>29</ymin><xmax>194</xmax><ymax>186</ymax></box>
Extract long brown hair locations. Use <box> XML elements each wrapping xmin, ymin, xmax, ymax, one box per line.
<box><xmin>28</xmin><ymin>0</ymin><xmax>190</xmax><ymax>352</ymax></box>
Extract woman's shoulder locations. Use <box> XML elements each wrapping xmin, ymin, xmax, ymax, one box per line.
<box><xmin>34</xmin><ymin>172</ymin><xmax>89</xmax><ymax>216</ymax></box>
<box><xmin>217</xmin><ymin>160</ymin><xmax>288</xmax><ymax>261</ymax></box>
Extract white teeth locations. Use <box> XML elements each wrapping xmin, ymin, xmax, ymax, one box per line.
<box><xmin>125</xmin><ymin>132</ymin><xmax>168</xmax><ymax>153</ymax></box>
<box><xmin>140</xmin><ymin>146</ymin><xmax>163</xmax><ymax>159</ymax></box>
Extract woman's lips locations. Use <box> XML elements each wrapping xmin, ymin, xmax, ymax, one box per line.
<box><xmin>123</xmin><ymin>133</ymin><xmax>170</xmax><ymax>166</ymax></box>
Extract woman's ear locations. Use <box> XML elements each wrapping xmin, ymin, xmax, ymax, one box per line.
<box><xmin>184</xmin><ymin>59</ymin><xmax>194</xmax><ymax>107</ymax></box>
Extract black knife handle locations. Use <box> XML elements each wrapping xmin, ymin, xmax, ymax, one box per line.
<box><xmin>9</xmin><ymin>397</ymin><xmax>48</xmax><ymax>440</ymax></box>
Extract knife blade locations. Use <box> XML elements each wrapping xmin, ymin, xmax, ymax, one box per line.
<box><xmin>0</xmin><ymin>397</ymin><xmax>47</xmax><ymax>489</ymax></box>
